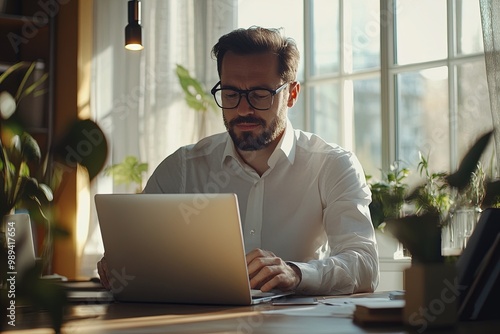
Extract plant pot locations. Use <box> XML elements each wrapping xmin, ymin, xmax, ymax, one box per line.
<box><xmin>2</xmin><ymin>213</ymin><xmax>37</xmax><ymax>281</ymax></box>
<box><xmin>386</xmin><ymin>214</ymin><xmax>442</xmax><ymax>264</ymax></box>
<box><xmin>403</xmin><ymin>263</ymin><xmax>458</xmax><ymax>330</ymax></box>
<box><xmin>1</xmin><ymin>215</ymin><xmax>65</xmax><ymax>332</ymax></box>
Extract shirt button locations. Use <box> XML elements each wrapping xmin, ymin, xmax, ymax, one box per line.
<box><xmin>250</xmin><ymin>229</ymin><xmax>255</xmax><ymax>235</ymax></box>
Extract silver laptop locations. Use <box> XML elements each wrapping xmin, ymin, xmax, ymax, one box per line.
<box><xmin>94</xmin><ymin>193</ymin><xmax>292</xmax><ymax>305</ymax></box>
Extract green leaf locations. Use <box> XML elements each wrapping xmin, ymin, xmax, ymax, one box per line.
<box><xmin>0</xmin><ymin>62</ymin><xmax>26</xmax><ymax>85</ymax></box>
<box><xmin>20</xmin><ymin>132</ymin><xmax>42</xmax><ymax>163</ymax></box>
<box><xmin>15</xmin><ymin>62</ymin><xmax>36</xmax><ymax>100</ymax></box>
<box><xmin>446</xmin><ymin>130</ymin><xmax>493</xmax><ymax>190</ymax></box>
<box><xmin>104</xmin><ymin>155</ymin><xmax>148</xmax><ymax>188</ymax></box>
<box><xmin>176</xmin><ymin>65</ymin><xmax>206</xmax><ymax>98</ymax></box>
<box><xmin>175</xmin><ymin>64</ymin><xmax>217</xmax><ymax>113</ymax></box>
<box><xmin>22</xmin><ymin>178</ymin><xmax>53</xmax><ymax>202</ymax></box>
<box><xmin>18</xmin><ymin>72</ymin><xmax>48</xmax><ymax>103</ymax></box>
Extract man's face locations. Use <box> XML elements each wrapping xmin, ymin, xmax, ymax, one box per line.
<box><xmin>220</xmin><ymin>52</ymin><xmax>294</xmax><ymax>151</ymax></box>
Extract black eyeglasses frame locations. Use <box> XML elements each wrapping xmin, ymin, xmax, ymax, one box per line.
<box><xmin>210</xmin><ymin>81</ymin><xmax>289</xmax><ymax>111</ymax></box>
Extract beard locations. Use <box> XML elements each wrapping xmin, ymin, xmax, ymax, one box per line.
<box><xmin>223</xmin><ymin>112</ymin><xmax>287</xmax><ymax>151</ymax></box>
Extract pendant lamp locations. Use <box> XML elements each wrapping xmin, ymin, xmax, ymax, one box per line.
<box><xmin>125</xmin><ymin>0</ymin><xmax>143</xmax><ymax>50</ymax></box>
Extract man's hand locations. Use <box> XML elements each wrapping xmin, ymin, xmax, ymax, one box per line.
<box><xmin>96</xmin><ymin>256</ymin><xmax>111</xmax><ymax>290</ymax></box>
<box><xmin>246</xmin><ymin>248</ymin><xmax>302</xmax><ymax>292</ymax></box>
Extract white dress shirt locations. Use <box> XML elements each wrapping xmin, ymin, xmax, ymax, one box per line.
<box><xmin>144</xmin><ymin>120</ymin><xmax>379</xmax><ymax>295</ymax></box>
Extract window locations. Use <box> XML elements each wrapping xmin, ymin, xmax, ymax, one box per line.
<box><xmin>237</xmin><ymin>0</ymin><xmax>490</xmax><ymax>181</ymax></box>
<box><xmin>391</xmin><ymin>0</ymin><xmax>489</xmax><ymax>184</ymax></box>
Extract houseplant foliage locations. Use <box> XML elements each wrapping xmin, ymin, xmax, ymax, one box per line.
<box><xmin>1</xmin><ymin>62</ymin><xmax>108</xmax><ymax>332</ymax></box>
<box><xmin>366</xmin><ymin>163</ymin><xmax>409</xmax><ymax>229</ymax></box>
<box><xmin>175</xmin><ymin>64</ymin><xmax>217</xmax><ymax>114</ymax></box>
<box><xmin>175</xmin><ymin>64</ymin><xmax>218</xmax><ymax>139</ymax></box>
<box><xmin>385</xmin><ymin>130</ymin><xmax>499</xmax><ymax>264</ymax></box>
<box><xmin>0</xmin><ymin>130</ymin><xmax>53</xmax><ymax>218</ymax></box>
<box><xmin>1</xmin><ymin>62</ymin><xmax>108</xmax><ymax>228</ymax></box>
<box><xmin>104</xmin><ymin>155</ymin><xmax>148</xmax><ymax>193</ymax></box>
<box><xmin>0</xmin><ymin>62</ymin><xmax>52</xmax><ymax>218</ymax></box>
<box><xmin>412</xmin><ymin>152</ymin><xmax>452</xmax><ymax>216</ymax></box>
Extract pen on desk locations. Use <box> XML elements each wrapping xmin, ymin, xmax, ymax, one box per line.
<box><xmin>318</xmin><ymin>300</ymin><xmax>351</xmax><ymax>306</ymax></box>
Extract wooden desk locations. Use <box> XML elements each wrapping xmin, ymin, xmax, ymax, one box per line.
<box><xmin>3</xmin><ymin>291</ymin><xmax>500</xmax><ymax>333</ymax></box>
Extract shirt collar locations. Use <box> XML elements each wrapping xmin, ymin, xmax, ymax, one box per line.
<box><xmin>268</xmin><ymin>119</ymin><xmax>296</xmax><ymax>166</ymax></box>
<box><xmin>221</xmin><ymin>119</ymin><xmax>296</xmax><ymax>169</ymax></box>
<box><xmin>222</xmin><ymin>134</ymin><xmax>243</xmax><ymax>170</ymax></box>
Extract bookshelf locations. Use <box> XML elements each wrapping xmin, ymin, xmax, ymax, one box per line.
<box><xmin>0</xmin><ymin>1</ymin><xmax>55</xmax><ymax>157</ymax></box>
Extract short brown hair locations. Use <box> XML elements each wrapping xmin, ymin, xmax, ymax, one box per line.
<box><xmin>212</xmin><ymin>26</ymin><xmax>300</xmax><ymax>83</ymax></box>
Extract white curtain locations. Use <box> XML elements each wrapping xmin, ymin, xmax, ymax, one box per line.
<box><xmin>479</xmin><ymin>0</ymin><xmax>500</xmax><ymax>176</ymax></box>
<box><xmin>79</xmin><ymin>0</ymin><xmax>237</xmax><ymax>277</ymax></box>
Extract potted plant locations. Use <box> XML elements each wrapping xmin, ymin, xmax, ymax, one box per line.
<box><xmin>0</xmin><ymin>62</ymin><xmax>53</xmax><ymax>218</ymax></box>
<box><xmin>1</xmin><ymin>62</ymin><xmax>108</xmax><ymax>332</ymax></box>
<box><xmin>366</xmin><ymin>163</ymin><xmax>409</xmax><ymax>259</ymax></box>
<box><xmin>389</xmin><ymin>131</ymin><xmax>498</xmax><ymax>264</ymax></box>
<box><xmin>385</xmin><ymin>130</ymin><xmax>500</xmax><ymax>329</ymax></box>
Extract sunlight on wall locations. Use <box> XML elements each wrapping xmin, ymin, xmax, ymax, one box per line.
<box><xmin>76</xmin><ymin>166</ymin><xmax>91</xmax><ymax>278</ymax></box>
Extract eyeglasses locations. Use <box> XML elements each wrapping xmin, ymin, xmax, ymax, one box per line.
<box><xmin>210</xmin><ymin>81</ymin><xmax>289</xmax><ymax>111</ymax></box>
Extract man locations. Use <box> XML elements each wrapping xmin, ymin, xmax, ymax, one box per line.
<box><xmin>98</xmin><ymin>26</ymin><xmax>379</xmax><ymax>295</ymax></box>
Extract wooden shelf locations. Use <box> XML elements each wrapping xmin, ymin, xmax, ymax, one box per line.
<box><xmin>0</xmin><ymin>3</ymin><xmax>54</xmax><ymax>165</ymax></box>
<box><xmin>0</xmin><ymin>14</ymin><xmax>50</xmax><ymax>63</ymax></box>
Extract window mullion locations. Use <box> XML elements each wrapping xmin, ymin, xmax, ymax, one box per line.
<box><xmin>303</xmin><ymin>0</ymin><xmax>313</xmax><ymax>131</ymax></box>
<box><xmin>380</xmin><ymin>0</ymin><xmax>396</xmax><ymax>173</ymax></box>
<box><xmin>340</xmin><ymin>0</ymin><xmax>349</xmax><ymax>148</ymax></box>
<box><xmin>448</xmin><ymin>0</ymin><xmax>458</xmax><ymax>169</ymax></box>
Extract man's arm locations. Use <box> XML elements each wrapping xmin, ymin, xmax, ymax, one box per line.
<box><xmin>290</xmin><ymin>236</ymin><xmax>379</xmax><ymax>295</ymax></box>
<box><xmin>292</xmin><ymin>153</ymin><xmax>379</xmax><ymax>295</ymax></box>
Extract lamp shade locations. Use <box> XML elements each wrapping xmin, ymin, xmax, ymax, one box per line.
<box><xmin>125</xmin><ymin>0</ymin><xmax>143</xmax><ymax>50</ymax></box>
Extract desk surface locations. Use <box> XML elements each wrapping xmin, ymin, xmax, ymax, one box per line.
<box><xmin>3</xmin><ymin>289</ymin><xmax>499</xmax><ymax>333</ymax></box>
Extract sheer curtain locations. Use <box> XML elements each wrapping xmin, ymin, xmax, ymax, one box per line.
<box><xmin>479</xmin><ymin>0</ymin><xmax>500</xmax><ymax>175</ymax></box>
<box><xmin>79</xmin><ymin>0</ymin><xmax>236</xmax><ymax>277</ymax></box>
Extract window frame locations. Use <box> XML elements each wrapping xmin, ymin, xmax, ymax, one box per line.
<box><xmin>301</xmin><ymin>0</ymin><xmax>486</xmax><ymax>177</ymax></box>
